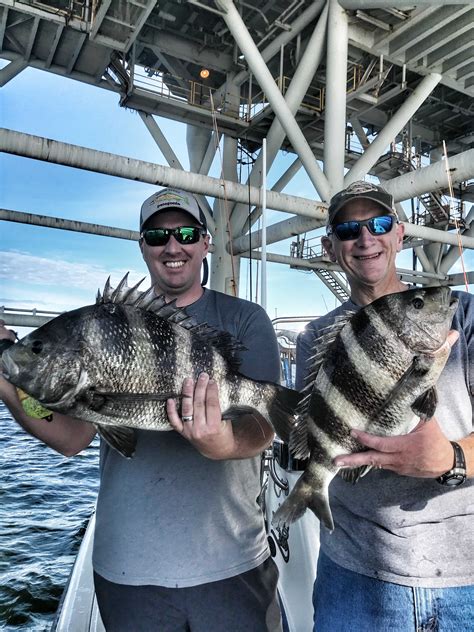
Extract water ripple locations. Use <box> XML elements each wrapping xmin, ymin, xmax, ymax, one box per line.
<box><xmin>0</xmin><ymin>403</ymin><xmax>99</xmax><ymax>630</ymax></box>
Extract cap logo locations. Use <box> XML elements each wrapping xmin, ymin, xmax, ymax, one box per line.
<box><xmin>340</xmin><ymin>181</ymin><xmax>382</xmax><ymax>196</ymax></box>
<box><xmin>154</xmin><ymin>192</ymin><xmax>190</xmax><ymax>207</ymax></box>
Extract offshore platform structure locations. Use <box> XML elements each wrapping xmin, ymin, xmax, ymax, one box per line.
<box><xmin>1</xmin><ymin>0</ymin><xmax>473</xmax><ymax>321</ymax></box>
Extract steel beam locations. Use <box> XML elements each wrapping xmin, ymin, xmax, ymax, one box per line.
<box><xmin>215</xmin><ymin>0</ymin><xmax>330</xmax><ymax>202</ymax></box>
<box><xmin>230</xmin><ymin>3</ymin><xmax>328</xmax><ymax>235</ymax></box>
<box><xmin>324</xmin><ymin>0</ymin><xmax>348</xmax><ymax>194</ymax></box>
<box><xmin>345</xmin><ymin>73</ymin><xmax>442</xmax><ymax>185</ymax></box>
<box><xmin>0</xmin><ymin>128</ymin><xmax>324</xmax><ymax>219</ymax></box>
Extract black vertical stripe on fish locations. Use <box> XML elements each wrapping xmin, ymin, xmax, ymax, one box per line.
<box><xmin>320</xmin><ymin>336</ymin><xmax>388</xmax><ymax>421</ymax></box>
<box><xmin>349</xmin><ymin>307</ymin><xmax>411</xmax><ymax>374</ymax></box>
<box><xmin>306</xmin><ymin>391</ymin><xmax>355</xmax><ymax>456</ymax></box>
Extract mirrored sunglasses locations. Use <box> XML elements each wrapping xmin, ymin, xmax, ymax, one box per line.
<box><xmin>327</xmin><ymin>215</ymin><xmax>396</xmax><ymax>241</ymax></box>
<box><xmin>141</xmin><ymin>226</ymin><xmax>206</xmax><ymax>247</ymax></box>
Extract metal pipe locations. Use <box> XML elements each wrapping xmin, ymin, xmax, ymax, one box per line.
<box><xmin>0</xmin><ymin>128</ymin><xmax>325</xmax><ymax>219</ymax></box>
<box><xmin>210</xmin><ymin>1</ymin><xmax>325</xmax><ymax>104</ymax></box>
<box><xmin>324</xmin><ymin>0</ymin><xmax>348</xmax><ymax>194</ymax></box>
<box><xmin>339</xmin><ymin>0</ymin><xmax>468</xmax><ymax>7</ymax></box>
<box><xmin>240</xmin><ymin>251</ymin><xmax>450</xmax><ymax>283</ymax></box>
<box><xmin>383</xmin><ymin>149</ymin><xmax>474</xmax><ymax>201</ymax></box>
<box><xmin>232</xmin><ymin>215</ymin><xmax>324</xmax><ymax>254</ymax></box>
<box><xmin>0</xmin><ymin>208</ymin><xmax>140</xmax><ymax>240</ymax></box>
<box><xmin>231</xmin><ymin>4</ymin><xmax>329</xmax><ymax>235</ymax></box>
<box><xmin>345</xmin><ymin>73</ymin><xmax>442</xmax><ymax>185</ymax></box>
<box><xmin>261</xmin><ymin>138</ymin><xmax>267</xmax><ymax>310</ymax></box>
<box><xmin>439</xmin><ymin>222</ymin><xmax>474</xmax><ymax>274</ymax></box>
<box><xmin>215</xmin><ymin>0</ymin><xmax>330</xmax><ymax>201</ymax></box>
<box><xmin>140</xmin><ymin>112</ymin><xmax>183</xmax><ymax>169</ymax></box>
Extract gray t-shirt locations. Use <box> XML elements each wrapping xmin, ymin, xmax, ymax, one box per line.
<box><xmin>93</xmin><ymin>289</ymin><xmax>281</xmax><ymax>587</ymax></box>
<box><xmin>296</xmin><ymin>290</ymin><xmax>473</xmax><ymax>588</ymax></box>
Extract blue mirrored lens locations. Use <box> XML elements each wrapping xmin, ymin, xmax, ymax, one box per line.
<box><xmin>333</xmin><ymin>215</ymin><xmax>394</xmax><ymax>241</ymax></box>
<box><xmin>369</xmin><ymin>215</ymin><xmax>394</xmax><ymax>234</ymax></box>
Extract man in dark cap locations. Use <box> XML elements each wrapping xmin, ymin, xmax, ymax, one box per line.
<box><xmin>297</xmin><ymin>180</ymin><xmax>473</xmax><ymax>631</ymax></box>
<box><xmin>0</xmin><ymin>187</ymin><xmax>284</xmax><ymax>631</ymax></box>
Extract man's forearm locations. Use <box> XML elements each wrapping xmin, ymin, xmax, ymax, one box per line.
<box><xmin>1</xmin><ymin>378</ymin><xmax>96</xmax><ymax>456</ymax></box>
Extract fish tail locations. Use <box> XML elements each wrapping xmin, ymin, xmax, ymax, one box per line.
<box><xmin>268</xmin><ymin>385</ymin><xmax>303</xmax><ymax>444</ymax></box>
<box><xmin>272</xmin><ymin>468</ymin><xmax>335</xmax><ymax>532</ymax></box>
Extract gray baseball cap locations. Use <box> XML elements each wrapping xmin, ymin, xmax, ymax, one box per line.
<box><xmin>327</xmin><ymin>181</ymin><xmax>397</xmax><ymax>225</ymax></box>
<box><xmin>140</xmin><ymin>188</ymin><xmax>207</xmax><ymax>231</ymax></box>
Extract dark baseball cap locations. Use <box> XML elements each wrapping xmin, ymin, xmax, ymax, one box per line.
<box><xmin>327</xmin><ymin>181</ymin><xmax>397</xmax><ymax>225</ymax></box>
<box><xmin>140</xmin><ymin>188</ymin><xmax>207</xmax><ymax>231</ymax></box>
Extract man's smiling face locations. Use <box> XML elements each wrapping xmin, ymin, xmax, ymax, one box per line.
<box><xmin>140</xmin><ymin>209</ymin><xmax>209</xmax><ymax>304</ymax></box>
<box><xmin>322</xmin><ymin>199</ymin><xmax>404</xmax><ymax>300</ymax></box>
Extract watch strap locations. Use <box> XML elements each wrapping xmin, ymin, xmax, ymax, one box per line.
<box><xmin>436</xmin><ymin>441</ymin><xmax>467</xmax><ymax>486</ymax></box>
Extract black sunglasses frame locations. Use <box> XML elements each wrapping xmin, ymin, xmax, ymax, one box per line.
<box><xmin>327</xmin><ymin>215</ymin><xmax>397</xmax><ymax>241</ymax></box>
<box><xmin>141</xmin><ymin>226</ymin><xmax>207</xmax><ymax>247</ymax></box>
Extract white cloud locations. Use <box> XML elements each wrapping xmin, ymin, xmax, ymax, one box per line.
<box><xmin>0</xmin><ymin>250</ymin><xmax>149</xmax><ymax>311</ymax></box>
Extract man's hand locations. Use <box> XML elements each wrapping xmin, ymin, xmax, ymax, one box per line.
<box><xmin>166</xmin><ymin>373</ymin><xmax>236</xmax><ymax>459</ymax></box>
<box><xmin>334</xmin><ymin>417</ymin><xmax>455</xmax><ymax>478</ymax></box>
<box><xmin>0</xmin><ymin>319</ymin><xmax>17</xmax><ymax>344</ymax></box>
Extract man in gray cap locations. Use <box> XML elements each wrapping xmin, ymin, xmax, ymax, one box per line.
<box><xmin>0</xmin><ymin>187</ymin><xmax>284</xmax><ymax>631</ymax></box>
<box><xmin>296</xmin><ymin>180</ymin><xmax>473</xmax><ymax>631</ymax></box>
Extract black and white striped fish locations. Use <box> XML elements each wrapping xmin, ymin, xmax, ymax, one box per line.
<box><xmin>1</xmin><ymin>275</ymin><xmax>301</xmax><ymax>457</ymax></box>
<box><xmin>272</xmin><ymin>287</ymin><xmax>458</xmax><ymax>532</ymax></box>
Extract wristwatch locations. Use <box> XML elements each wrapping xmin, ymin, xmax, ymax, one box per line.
<box><xmin>437</xmin><ymin>441</ymin><xmax>467</xmax><ymax>487</ymax></box>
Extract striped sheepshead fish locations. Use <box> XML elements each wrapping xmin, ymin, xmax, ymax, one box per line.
<box><xmin>1</xmin><ymin>275</ymin><xmax>301</xmax><ymax>458</ymax></box>
<box><xmin>272</xmin><ymin>286</ymin><xmax>458</xmax><ymax>532</ymax></box>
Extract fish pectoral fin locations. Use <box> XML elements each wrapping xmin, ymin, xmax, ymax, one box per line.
<box><xmin>411</xmin><ymin>387</ymin><xmax>438</xmax><ymax>420</ymax></box>
<box><xmin>338</xmin><ymin>464</ymin><xmax>372</xmax><ymax>484</ymax></box>
<box><xmin>376</xmin><ymin>355</ymin><xmax>433</xmax><ymax>413</ymax></box>
<box><xmin>95</xmin><ymin>424</ymin><xmax>137</xmax><ymax>458</ymax></box>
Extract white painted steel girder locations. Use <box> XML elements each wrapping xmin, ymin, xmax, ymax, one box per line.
<box><xmin>210</xmin><ymin>1</ymin><xmax>326</xmax><ymax>106</ymax></box>
<box><xmin>215</xmin><ymin>0</ymin><xmax>330</xmax><ymax>201</ymax></box>
<box><xmin>382</xmin><ymin>149</ymin><xmax>474</xmax><ymax>201</ymax></box>
<box><xmin>0</xmin><ymin>128</ymin><xmax>326</xmax><ymax>222</ymax></box>
<box><xmin>345</xmin><ymin>73</ymin><xmax>442</xmax><ymax>185</ymax></box>
<box><xmin>324</xmin><ymin>0</ymin><xmax>348</xmax><ymax>194</ymax></box>
<box><xmin>231</xmin><ymin>3</ymin><xmax>329</xmax><ymax>235</ymax></box>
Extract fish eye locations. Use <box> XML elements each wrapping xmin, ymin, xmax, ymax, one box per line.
<box><xmin>412</xmin><ymin>297</ymin><xmax>424</xmax><ymax>310</ymax></box>
<box><xmin>31</xmin><ymin>340</ymin><xmax>43</xmax><ymax>354</ymax></box>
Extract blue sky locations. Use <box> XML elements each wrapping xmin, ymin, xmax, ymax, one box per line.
<box><xmin>1</xmin><ymin>64</ymin><xmax>472</xmax><ymax>337</ymax></box>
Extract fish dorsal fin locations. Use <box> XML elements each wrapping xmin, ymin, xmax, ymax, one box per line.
<box><xmin>289</xmin><ymin>310</ymin><xmax>355</xmax><ymax>460</ymax></box>
<box><xmin>301</xmin><ymin>311</ymin><xmax>355</xmax><ymax>395</ymax></box>
<box><xmin>96</xmin><ymin>273</ymin><xmax>245</xmax><ymax>371</ymax></box>
<box><xmin>96</xmin><ymin>274</ymin><xmax>196</xmax><ymax>330</ymax></box>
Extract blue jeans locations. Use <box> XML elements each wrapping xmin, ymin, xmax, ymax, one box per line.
<box><xmin>313</xmin><ymin>552</ymin><xmax>474</xmax><ymax>632</ymax></box>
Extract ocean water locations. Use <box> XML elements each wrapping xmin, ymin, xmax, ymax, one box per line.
<box><xmin>0</xmin><ymin>402</ymin><xmax>100</xmax><ymax>631</ymax></box>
